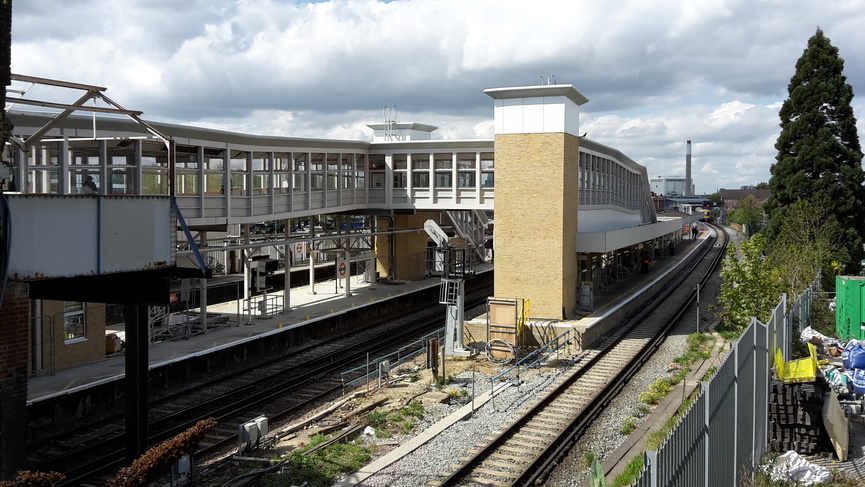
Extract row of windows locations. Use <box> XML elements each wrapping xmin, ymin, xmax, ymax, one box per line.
<box><xmin>578</xmin><ymin>152</ymin><xmax>643</xmax><ymax>210</ymax></box>
<box><xmin>373</xmin><ymin>152</ymin><xmax>495</xmax><ymax>189</ymax></box>
<box><xmin>21</xmin><ymin>141</ymin><xmax>496</xmax><ymax>195</ymax></box>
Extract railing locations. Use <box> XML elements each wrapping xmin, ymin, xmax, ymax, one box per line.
<box><xmin>487</xmin><ymin>327</ymin><xmax>580</xmax><ymax>399</ymax></box>
<box><xmin>340</xmin><ymin>328</ymin><xmax>445</xmax><ymax>393</ymax></box>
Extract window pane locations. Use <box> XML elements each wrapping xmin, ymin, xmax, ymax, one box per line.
<box><xmin>458</xmin><ymin>172</ymin><xmax>476</xmax><ymax>188</ymax></box>
<box><xmin>412</xmin><ymin>172</ymin><xmax>429</xmax><ymax>188</ymax></box>
<box><xmin>435</xmin><ymin>172</ymin><xmax>452</xmax><ymax>188</ymax></box>
<box><xmin>457</xmin><ymin>153</ymin><xmax>476</xmax><ymax>169</ymax></box>
<box><xmin>411</xmin><ymin>154</ymin><xmax>429</xmax><ymax>170</ymax></box>
<box><xmin>481</xmin><ymin>153</ymin><xmax>495</xmax><ymax>169</ymax></box>
<box><xmin>434</xmin><ymin>154</ymin><xmax>452</xmax><ymax>170</ymax></box>
<box><xmin>64</xmin><ymin>302</ymin><xmax>85</xmax><ymax>341</ymax></box>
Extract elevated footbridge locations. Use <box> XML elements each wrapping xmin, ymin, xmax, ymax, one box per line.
<box><xmin>1</xmin><ymin>75</ymin><xmax>698</xmax><ymax>323</ymax></box>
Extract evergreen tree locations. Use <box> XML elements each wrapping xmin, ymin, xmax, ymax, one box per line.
<box><xmin>767</xmin><ymin>28</ymin><xmax>865</xmax><ymax>272</ymax></box>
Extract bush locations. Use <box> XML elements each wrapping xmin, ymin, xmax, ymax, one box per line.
<box><xmin>106</xmin><ymin>418</ymin><xmax>217</xmax><ymax>487</ymax></box>
<box><xmin>621</xmin><ymin>417</ymin><xmax>637</xmax><ymax>435</ymax></box>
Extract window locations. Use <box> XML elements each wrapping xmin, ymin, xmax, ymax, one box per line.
<box><xmin>274</xmin><ymin>152</ymin><xmax>291</xmax><ymax>193</ymax></box>
<box><xmin>311</xmin><ymin>153</ymin><xmax>324</xmax><ymax>191</ymax></box>
<box><xmin>327</xmin><ymin>153</ymin><xmax>339</xmax><ymax>190</ymax></box>
<box><xmin>354</xmin><ymin>153</ymin><xmax>366</xmax><ymax>189</ymax></box>
<box><xmin>457</xmin><ymin>153</ymin><xmax>476</xmax><ymax>188</ymax></box>
<box><xmin>293</xmin><ymin>153</ymin><xmax>307</xmax><ymax>192</ymax></box>
<box><xmin>64</xmin><ymin>302</ymin><xmax>86</xmax><ymax>341</ymax></box>
<box><xmin>341</xmin><ymin>154</ymin><xmax>354</xmax><ymax>190</ymax></box>
<box><xmin>434</xmin><ymin>153</ymin><xmax>452</xmax><ymax>188</ymax></box>
<box><xmin>411</xmin><ymin>153</ymin><xmax>430</xmax><ymax>188</ymax></box>
<box><xmin>393</xmin><ymin>154</ymin><xmax>408</xmax><ymax>188</ymax></box>
<box><xmin>481</xmin><ymin>152</ymin><xmax>494</xmax><ymax>188</ymax></box>
<box><xmin>369</xmin><ymin>154</ymin><xmax>386</xmax><ymax>188</ymax></box>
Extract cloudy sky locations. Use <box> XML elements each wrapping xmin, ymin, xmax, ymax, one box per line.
<box><xmin>9</xmin><ymin>0</ymin><xmax>865</xmax><ymax>194</ymax></box>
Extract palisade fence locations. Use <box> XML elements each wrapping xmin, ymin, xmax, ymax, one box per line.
<box><xmin>633</xmin><ymin>279</ymin><xmax>819</xmax><ymax>486</ymax></box>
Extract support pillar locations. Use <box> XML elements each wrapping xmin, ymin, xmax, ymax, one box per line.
<box><xmin>125</xmin><ymin>303</ymin><xmax>150</xmax><ymax>463</ymax></box>
<box><xmin>0</xmin><ymin>283</ymin><xmax>30</xmax><ymax>480</ymax></box>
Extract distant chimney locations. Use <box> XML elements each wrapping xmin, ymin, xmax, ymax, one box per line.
<box><xmin>685</xmin><ymin>140</ymin><xmax>692</xmax><ymax>197</ymax></box>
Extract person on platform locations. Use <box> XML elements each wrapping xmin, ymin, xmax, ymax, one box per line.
<box><xmin>640</xmin><ymin>250</ymin><xmax>650</xmax><ymax>273</ymax></box>
<box><xmin>691</xmin><ymin>224</ymin><xmax>698</xmax><ymax>240</ymax></box>
<box><xmin>82</xmin><ymin>176</ymin><xmax>98</xmax><ymax>194</ymax></box>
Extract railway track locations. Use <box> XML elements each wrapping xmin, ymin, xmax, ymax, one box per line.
<box><xmin>26</xmin><ymin>285</ymin><xmax>493</xmax><ymax>486</ymax></box>
<box><xmin>438</xmin><ymin>226</ymin><xmax>727</xmax><ymax>486</ymax></box>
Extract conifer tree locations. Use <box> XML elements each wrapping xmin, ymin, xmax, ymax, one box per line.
<box><xmin>767</xmin><ymin>28</ymin><xmax>865</xmax><ymax>272</ymax></box>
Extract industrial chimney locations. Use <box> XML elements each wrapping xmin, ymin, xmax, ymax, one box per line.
<box><xmin>685</xmin><ymin>140</ymin><xmax>692</xmax><ymax>197</ymax></box>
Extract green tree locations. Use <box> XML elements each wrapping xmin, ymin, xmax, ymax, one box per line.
<box><xmin>719</xmin><ymin>234</ymin><xmax>780</xmax><ymax>331</ymax></box>
<box><xmin>755</xmin><ymin>182</ymin><xmax>769</xmax><ymax>190</ymax></box>
<box><xmin>767</xmin><ymin>198</ymin><xmax>846</xmax><ymax>298</ymax></box>
<box><xmin>728</xmin><ymin>194</ymin><xmax>764</xmax><ymax>235</ymax></box>
<box><xmin>767</xmin><ymin>28</ymin><xmax>865</xmax><ymax>272</ymax></box>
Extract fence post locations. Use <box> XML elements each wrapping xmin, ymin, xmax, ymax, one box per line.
<box><xmin>703</xmin><ymin>380</ymin><xmax>710</xmax><ymax>487</ymax></box>
<box><xmin>732</xmin><ymin>340</ymin><xmax>739</xmax><ymax>484</ymax></box>
<box><xmin>645</xmin><ymin>450</ymin><xmax>658</xmax><ymax>487</ymax></box>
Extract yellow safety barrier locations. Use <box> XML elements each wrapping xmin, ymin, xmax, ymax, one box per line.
<box><xmin>775</xmin><ymin>342</ymin><xmax>817</xmax><ymax>384</ymax></box>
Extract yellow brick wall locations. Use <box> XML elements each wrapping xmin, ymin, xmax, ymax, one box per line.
<box><xmin>493</xmin><ymin>133</ymin><xmax>579</xmax><ymax>319</ymax></box>
<box><xmin>376</xmin><ymin>211</ymin><xmax>445</xmax><ymax>281</ymax></box>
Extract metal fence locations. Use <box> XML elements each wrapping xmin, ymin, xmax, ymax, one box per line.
<box><xmin>340</xmin><ymin>328</ymin><xmax>445</xmax><ymax>393</ymax></box>
<box><xmin>633</xmin><ymin>283</ymin><xmax>814</xmax><ymax>486</ymax></box>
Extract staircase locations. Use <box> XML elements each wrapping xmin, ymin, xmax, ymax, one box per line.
<box><xmin>446</xmin><ymin>210</ymin><xmax>488</xmax><ymax>262</ymax></box>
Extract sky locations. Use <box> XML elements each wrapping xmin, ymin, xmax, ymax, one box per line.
<box><xmin>9</xmin><ymin>0</ymin><xmax>865</xmax><ymax>194</ymax></box>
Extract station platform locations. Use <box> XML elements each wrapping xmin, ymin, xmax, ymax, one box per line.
<box><xmin>579</xmin><ymin>228</ymin><xmax>709</xmax><ymax>320</ymax></box>
<box><xmin>26</xmin><ymin>269</ymin><xmax>457</xmax><ymax>404</ymax></box>
<box><xmin>26</xmin><ymin>228</ymin><xmax>712</xmax><ymax>405</ymax></box>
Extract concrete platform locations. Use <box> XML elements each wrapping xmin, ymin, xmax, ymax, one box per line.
<box><xmin>26</xmin><ymin>269</ymin><xmax>471</xmax><ymax>404</ymax></box>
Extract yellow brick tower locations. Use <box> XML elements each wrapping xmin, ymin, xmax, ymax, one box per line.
<box><xmin>484</xmin><ymin>85</ymin><xmax>588</xmax><ymax>320</ymax></box>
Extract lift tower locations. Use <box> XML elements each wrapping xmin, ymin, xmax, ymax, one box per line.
<box><xmin>424</xmin><ymin>220</ymin><xmax>477</xmax><ymax>356</ymax></box>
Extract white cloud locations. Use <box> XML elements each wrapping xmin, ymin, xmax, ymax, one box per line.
<box><xmin>10</xmin><ymin>0</ymin><xmax>865</xmax><ymax>193</ymax></box>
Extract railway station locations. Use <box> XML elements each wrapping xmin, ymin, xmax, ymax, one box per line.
<box><xmin>0</xmin><ymin>76</ymin><xmax>701</xmax><ymax>475</ymax></box>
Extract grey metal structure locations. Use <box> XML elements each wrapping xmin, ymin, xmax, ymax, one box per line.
<box><xmin>424</xmin><ymin>219</ymin><xmax>476</xmax><ymax>355</ymax></box>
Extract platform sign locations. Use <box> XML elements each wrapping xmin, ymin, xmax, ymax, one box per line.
<box><xmin>682</xmin><ymin>225</ymin><xmax>690</xmax><ymax>235</ymax></box>
<box><xmin>338</xmin><ymin>261</ymin><xmax>347</xmax><ymax>277</ymax></box>
<box><xmin>293</xmin><ymin>242</ymin><xmax>307</xmax><ymax>261</ymax></box>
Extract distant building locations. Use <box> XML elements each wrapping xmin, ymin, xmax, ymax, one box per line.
<box><xmin>650</xmin><ymin>176</ymin><xmax>693</xmax><ymax>197</ymax></box>
<box><xmin>718</xmin><ymin>188</ymin><xmax>771</xmax><ymax>208</ymax></box>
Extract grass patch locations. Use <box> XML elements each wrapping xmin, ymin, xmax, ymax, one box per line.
<box><xmin>581</xmin><ymin>449</ymin><xmax>596</xmax><ymax>470</ymax></box>
<box><xmin>365</xmin><ymin>400</ymin><xmax>426</xmax><ymax>438</ymax></box>
<box><xmin>639</xmin><ymin>377</ymin><xmax>673</xmax><ymax>405</ymax></box>
<box><xmin>620</xmin><ymin>416</ymin><xmax>637</xmax><ymax>435</ymax></box>
<box><xmin>610</xmin><ymin>454</ymin><xmax>643</xmax><ymax>487</ymax></box>
<box><xmin>266</xmin><ymin>436</ymin><xmax>373</xmax><ymax>487</ymax></box>
<box><xmin>447</xmin><ymin>388</ymin><xmax>468</xmax><ymax>401</ymax></box>
<box><xmin>633</xmin><ymin>403</ymin><xmax>652</xmax><ymax>418</ymax></box>
<box><xmin>435</xmin><ymin>373</ymin><xmax>457</xmax><ymax>390</ymax></box>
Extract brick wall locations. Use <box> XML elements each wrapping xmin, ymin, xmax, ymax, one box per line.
<box><xmin>40</xmin><ymin>300</ymin><xmax>107</xmax><ymax>371</ymax></box>
<box><xmin>493</xmin><ymin>132</ymin><xmax>580</xmax><ymax>319</ymax></box>
<box><xmin>376</xmin><ymin>211</ymin><xmax>443</xmax><ymax>281</ymax></box>
<box><xmin>0</xmin><ymin>282</ymin><xmax>29</xmax><ymax>479</ymax></box>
